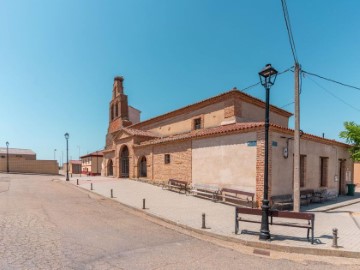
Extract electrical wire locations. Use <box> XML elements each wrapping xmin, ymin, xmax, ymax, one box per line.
<box><xmin>306</xmin><ymin>75</ymin><xmax>360</xmax><ymax>113</ymax></box>
<box><xmin>241</xmin><ymin>66</ymin><xmax>294</xmax><ymax>93</ymax></box>
<box><xmin>280</xmin><ymin>101</ymin><xmax>294</xmax><ymax>109</ymax></box>
<box><xmin>302</xmin><ymin>70</ymin><xmax>360</xmax><ymax>92</ymax></box>
<box><xmin>241</xmin><ymin>82</ymin><xmax>260</xmax><ymax>92</ymax></box>
<box><xmin>281</xmin><ymin>0</ymin><xmax>299</xmax><ymax>64</ymax></box>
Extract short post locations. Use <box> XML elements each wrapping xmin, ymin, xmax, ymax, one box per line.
<box><xmin>90</xmin><ymin>183</ymin><xmax>93</xmax><ymax>190</ymax></box>
<box><xmin>332</xmin><ymin>228</ymin><xmax>338</xmax><ymax>248</ymax></box>
<box><xmin>76</xmin><ymin>179</ymin><xmax>79</xmax><ymax>185</ymax></box>
<box><xmin>202</xmin><ymin>213</ymin><xmax>206</xmax><ymax>229</ymax></box>
<box><xmin>142</xmin><ymin>198</ymin><xmax>146</xmax><ymax>209</ymax></box>
<box><xmin>111</xmin><ymin>189</ymin><xmax>114</xmax><ymax>198</ymax></box>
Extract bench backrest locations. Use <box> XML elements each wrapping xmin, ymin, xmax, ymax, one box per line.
<box><xmin>300</xmin><ymin>189</ymin><xmax>314</xmax><ymax>196</ymax></box>
<box><xmin>168</xmin><ymin>179</ymin><xmax>188</xmax><ymax>186</ymax></box>
<box><xmin>192</xmin><ymin>183</ymin><xmax>219</xmax><ymax>192</ymax></box>
<box><xmin>271</xmin><ymin>210</ymin><xmax>314</xmax><ymax>221</ymax></box>
<box><xmin>235</xmin><ymin>207</ymin><xmax>262</xmax><ymax>216</ymax></box>
<box><xmin>221</xmin><ymin>188</ymin><xmax>254</xmax><ymax>198</ymax></box>
<box><xmin>270</xmin><ymin>194</ymin><xmax>293</xmax><ymax>202</ymax></box>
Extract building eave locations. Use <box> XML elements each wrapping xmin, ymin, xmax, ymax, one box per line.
<box><xmin>130</xmin><ymin>89</ymin><xmax>292</xmax><ymax>129</ymax></box>
<box><xmin>133</xmin><ymin>123</ymin><xmax>350</xmax><ymax>148</ymax></box>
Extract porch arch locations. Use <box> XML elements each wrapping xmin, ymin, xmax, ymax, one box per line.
<box><xmin>120</xmin><ymin>145</ymin><xmax>129</xmax><ymax>178</ymax></box>
<box><xmin>107</xmin><ymin>159</ymin><xmax>113</xmax><ymax>176</ymax></box>
<box><xmin>138</xmin><ymin>156</ymin><xmax>147</xmax><ymax>178</ymax></box>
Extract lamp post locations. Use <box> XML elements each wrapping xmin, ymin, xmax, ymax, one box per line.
<box><xmin>6</xmin><ymin>141</ymin><xmax>9</xmax><ymax>173</ymax></box>
<box><xmin>54</xmin><ymin>149</ymin><xmax>57</xmax><ymax>160</ymax></box>
<box><xmin>258</xmin><ymin>64</ymin><xmax>278</xmax><ymax>240</ymax></box>
<box><xmin>96</xmin><ymin>151</ymin><xmax>99</xmax><ymax>175</ymax></box>
<box><xmin>64</xmin><ymin>133</ymin><xmax>69</xmax><ymax>181</ymax></box>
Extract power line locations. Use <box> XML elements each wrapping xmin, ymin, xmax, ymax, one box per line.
<box><xmin>281</xmin><ymin>0</ymin><xmax>298</xmax><ymax>64</ymax></box>
<box><xmin>241</xmin><ymin>66</ymin><xmax>293</xmax><ymax>93</ymax></box>
<box><xmin>241</xmin><ymin>82</ymin><xmax>260</xmax><ymax>92</ymax></box>
<box><xmin>306</xmin><ymin>75</ymin><xmax>360</xmax><ymax>113</ymax></box>
<box><xmin>279</xmin><ymin>66</ymin><xmax>294</xmax><ymax>75</ymax></box>
<box><xmin>302</xmin><ymin>70</ymin><xmax>360</xmax><ymax>92</ymax></box>
<box><xmin>280</xmin><ymin>101</ymin><xmax>294</xmax><ymax>109</ymax></box>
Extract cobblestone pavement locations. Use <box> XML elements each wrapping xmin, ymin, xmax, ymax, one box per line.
<box><xmin>1</xmin><ymin>173</ymin><xmax>360</xmax><ymax>269</ymax></box>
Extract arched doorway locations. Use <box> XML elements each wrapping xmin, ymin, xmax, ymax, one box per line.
<box><xmin>107</xmin><ymin>159</ymin><xmax>113</xmax><ymax>176</ymax></box>
<box><xmin>120</xmin><ymin>146</ymin><xmax>129</xmax><ymax>178</ymax></box>
<box><xmin>139</xmin><ymin>156</ymin><xmax>147</xmax><ymax>178</ymax></box>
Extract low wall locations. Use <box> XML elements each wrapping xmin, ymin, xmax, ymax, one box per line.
<box><xmin>0</xmin><ymin>159</ymin><xmax>58</xmax><ymax>175</ymax></box>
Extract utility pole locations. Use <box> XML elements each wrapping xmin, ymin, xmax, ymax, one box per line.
<box><xmin>293</xmin><ymin>63</ymin><xmax>301</xmax><ymax>212</ymax></box>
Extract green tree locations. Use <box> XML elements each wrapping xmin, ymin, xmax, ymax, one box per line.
<box><xmin>339</xmin><ymin>121</ymin><xmax>360</xmax><ymax>161</ymax></box>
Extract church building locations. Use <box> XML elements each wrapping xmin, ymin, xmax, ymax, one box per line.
<box><xmin>102</xmin><ymin>76</ymin><xmax>353</xmax><ymax>204</ymax></box>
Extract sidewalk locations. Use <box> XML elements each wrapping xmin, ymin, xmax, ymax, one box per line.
<box><xmin>63</xmin><ymin>176</ymin><xmax>360</xmax><ymax>258</ymax></box>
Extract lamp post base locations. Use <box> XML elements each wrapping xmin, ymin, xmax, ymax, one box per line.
<box><xmin>259</xmin><ymin>199</ymin><xmax>271</xmax><ymax>240</ymax></box>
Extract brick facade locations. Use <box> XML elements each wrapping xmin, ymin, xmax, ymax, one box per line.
<box><xmin>152</xmin><ymin>141</ymin><xmax>192</xmax><ymax>183</ymax></box>
<box><xmin>101</xmin><ymin>76</ymin><xmax>352</xmax><ymax>209</ymax></box>
<box><xmin>224</xmin><ymin>98</ymin><xmax>242</xmax><ymax>119</ymax></box>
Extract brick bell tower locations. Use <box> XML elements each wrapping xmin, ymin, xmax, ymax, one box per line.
<box><xmin>106</xmin><ymin>76</ymin><xmax>132</xmax><ymax>147</ymax></box>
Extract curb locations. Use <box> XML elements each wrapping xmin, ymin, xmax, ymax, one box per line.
<box><xmin>60</xmin><ymin>179</ymin><xmax>360</xmax><ymax>259</ymax></box>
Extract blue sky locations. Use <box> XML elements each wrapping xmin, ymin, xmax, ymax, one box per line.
<box><xmin>1</xmin><ymin>0</ymin><xmax>360</xmax><ymax>162</ymax></box>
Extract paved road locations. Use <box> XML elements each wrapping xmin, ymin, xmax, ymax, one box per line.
<box><xmin>0</xmin><ymin>174</ymin><xmax>358</xmax><ymax>269</ymax></box>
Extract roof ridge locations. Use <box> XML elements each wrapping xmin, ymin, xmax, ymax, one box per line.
<box><xmin>130</xmin><ymin>89</ymin><xmax>292</xmax><ymax>129</ymax></box>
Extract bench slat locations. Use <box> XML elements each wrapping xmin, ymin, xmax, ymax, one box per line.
<box><xmin>235</xmin><ymin>207</ymin><xmax>315</xmax><ymax>244</ymax></box>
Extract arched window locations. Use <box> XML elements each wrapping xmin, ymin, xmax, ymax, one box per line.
<box><xmin>111</xmin><ymin>105</ymin><xmax>114</xmax><ymax>120</ymax></box>
<box><xmin>115</xmin><ymin>103</ymin><xmax>119</xmax><ymax>117</ymax></box>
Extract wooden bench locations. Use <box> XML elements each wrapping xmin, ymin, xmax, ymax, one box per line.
<box><xmin>235</xmin><ymin>207</ymin><xmax>315</xmax><ymax>244</ymax></box>
<box><xmin>162</xmin><ymin>179</ymin><xmax>189</xmax><ymax>194</ymax></box>
<box><xmin>324</xmin><ymin>189</ymin><xmax>338</xmax><ymax>201</ymax></box>
<box><xmin>312</xmin><ymin>189</ymin><xmax>338</xmax><ymax>203</ymax></box>
<box><xmin>190</xmin><ymin>183</ymin><xmax>220</xmax><ymax>201</ymax></box>
<box><xmin>270</xmin><ymin>194</ymin><xmax>293</xmax><ymax>210</ymax></box>
<box><xmin>217</xmin><ymin>188</ymin><xmax>255</xmax><ymax>208</ymax></box>
<box><xmin>312</xmin><ymin>189</ymin><xmax>327</xmax><ymax>203</ymax></box>
<box><xmin>300</xmin><ymin>189</ymin><xmax>314</xmax><ymax>206</ymax></box>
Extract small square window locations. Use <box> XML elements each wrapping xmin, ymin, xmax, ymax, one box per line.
<box><xmin>194</xmin><ymin>118</ymin><xmax>201</xmax><ymax>130</ymax></box>
<box><xmin>164</xmin><ymin>154</ymin><xmax>170</xmax><ymax>164</ymax></box>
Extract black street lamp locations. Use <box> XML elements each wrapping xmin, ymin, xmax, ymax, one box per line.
<box><xmin>6</xmin><ymin>141</ymin><xmax>9</xmax><ymax>173</ymax></box>
<box><xmin>64</xmin><ymin>133</ymin><xmax>69</xmax><ymax>181</ymax></box>
<box><xmin>258</xmin><ymin>64</ymin><xmax>278</xmax><ymax>240</ymax></box>
<box><xmin>96</xmin><ymin>151</ymin><xmax>99</xmax><ymax>175</ymax></box>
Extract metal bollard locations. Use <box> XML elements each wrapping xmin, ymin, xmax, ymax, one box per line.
<box><xmin>332</xmin><ymin>228</ymin><xmax>338</xmax><ymax>248</ymax></box>
<box><xmin>90</xmin><ymin>183</ymin><xmax>93</xmax><ymax>190</ymax></box>
<box><xmin>202</xmin><ymin>213</ymin><xmax>206</xmax><ymax>229</ymax></box>
<box><xmin>111</xmin><ymin>189</ymin><xmax>114</xmax><ymax>198</ymax></box>
<box><xmin>76</xmin><ymin>179</ymin><xmax>79</xmax><ymax>185</ymax></box>
<box><xmin>143</xmin><ymin>198</ymin><xmax>146</xmax><ymax>209</ymax></box>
